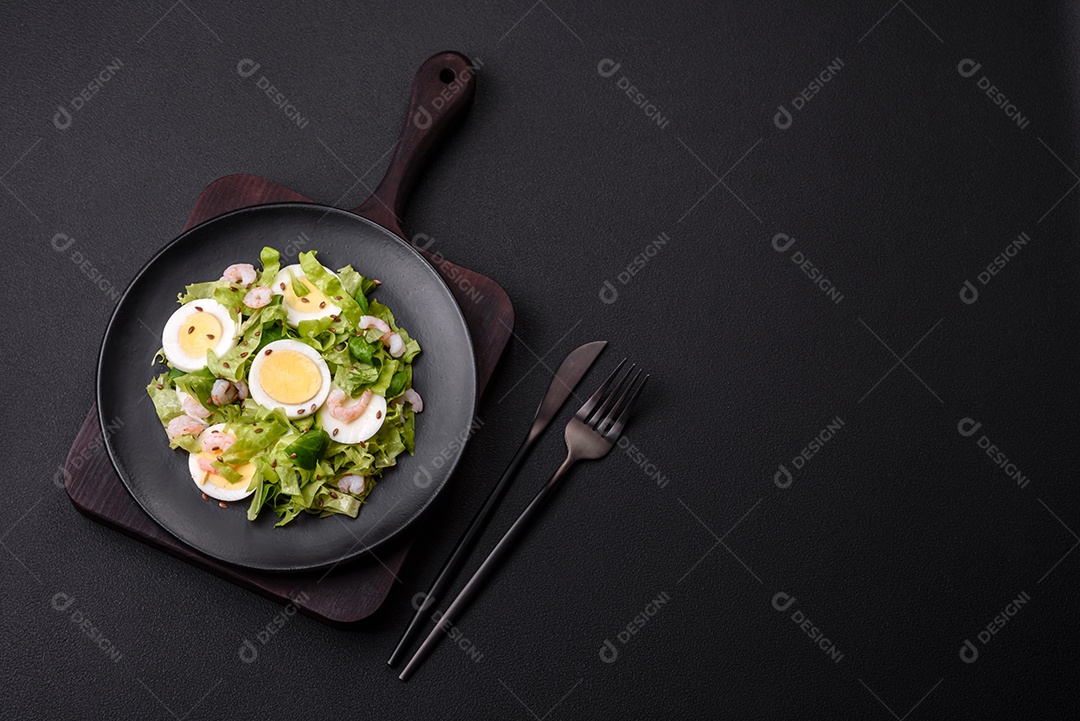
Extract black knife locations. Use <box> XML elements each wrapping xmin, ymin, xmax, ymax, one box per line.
<box><xmin>387</xmin><ymin>339</ymin><xmax>607</xmax><ymax>667</ymax></box>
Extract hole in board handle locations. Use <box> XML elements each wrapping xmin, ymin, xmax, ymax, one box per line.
<box><xmin>439</xmin><ymin>68</ymin><xmax>456</xmax><ymax>84</ymax></box>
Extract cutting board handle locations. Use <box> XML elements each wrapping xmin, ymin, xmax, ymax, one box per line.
<box><xmin>352</xmin><ymin>51</ymin><xmax>477</xmax><ymax>237</ymax></box>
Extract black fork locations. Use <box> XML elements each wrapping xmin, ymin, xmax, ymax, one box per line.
<box><xmin>399</xmin><ymin>360</ymin><xmax>648</xmax><ymax>680</ymax></box>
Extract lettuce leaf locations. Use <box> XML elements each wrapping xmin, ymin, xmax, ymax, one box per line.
<box><xmin>299</xmin><ymin>251</ymin><xmax>361</xmax><ymax>326</ymax></box>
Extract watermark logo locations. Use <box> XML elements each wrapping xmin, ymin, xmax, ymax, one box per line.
<box><xmin>413</xmin><ymin>415</ymin><xmax>484</xmax><ymax>488</ymax></box>
<box><xmin>958</xmin><ymin>590</ymin><xmax>1030</xmax><ymax>663</ymax></box>
<box><xmin>770</xmin><ymin>233</ymin><xmax>844</xmax><ymax>305</ymax></box>
<box><xmin>411</xmin><ymin>233</ymin><xmax>485</xmax><ymax>304</ymax></box>
<box><xmin>957</xmin><ymin>59</ymin><xmax>1030</xmax><ymax>130</ymax></box>
<box><xmin>957</xmin><ymin>417</ymin><xmax>1030</xmax><ymax>489</ymax></box>
<box><xmin>774</xmin><ymin>416</ymin><xmax>844</xmax><ymax>489</ymax></box>
<box><xmin>53</xmin><ymin>58</ymin><xmax>124</xmax><ymax>131</ymax></box>
<box><xmin>616</xmin><ymin>436</ymin><xmax>668</xmax><ymax>488</ymax></box>
<box><xmin>599</xmin><ymin>232</ymin><xmax>669</xmax><ymax>304</ymax></box>
<box><xmin>52</xmin><ymin>416</ymin><xmax>124</xmax><ymax>489</ymax></box>
<box><xmin>598</xmin><ymin>591</ymin><xmax>671</xmax><ymax>664</ymax></box>
<box><xmin>412</xmin><ymin>57</ymin><xmax>484</xmax><ymax>129</ymax></box>
<box><xmin>238</xmin><ymin>591</ymin><xmax>310</xmax><ymax>663</ymax></box>
<box><xmin>773</xmin><ymin>57</ymin><xmax>844</xmax><ymax>131</ymax></box>
<box><xmin>50</xmin><ymin>592</ymin><xmax>122</xmax><ymax>662</ymax></box>
<box><xmin>958</xmin><ymin>231</ymin><xmax>1031</xmax><ymax>305</ymax></box>
<box><xmin>596</xmin><ymin>58</ymin><xmax>671</xmax><ymax>131</ymax></box>
<box><xmin>411</xmin><ymin>592</ymin><xmax>483</xmax><ymax>661</ymax></box>
<box><xmin>50</xmin><ymin>232</ymin><xmax>121</xmax><ymax>302</ymax></box>
<box><xmin>237</xmin><ymin>58</ymin><xmax>310</xmax><ymax>130</ymax></box>
<box><xmin>771</xmin><ymin>591</ymin><xmax>844</xmax><ymax>664</ymax></box>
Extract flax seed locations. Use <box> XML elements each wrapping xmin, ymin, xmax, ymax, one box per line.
<box><xmin>332</xmin><ymin>428</ymin><xmax>339</xmax><ymax>437</ymax></box>
<box><xmin>219</xmin><ymin>502</ymin><xmax>228</xmax><ymax>509</ymax></box>
<box><xmin>319</xmin><ymin>301</ymin><xmax>326</xmax><ymax>309</ymax></box>
<box><xmin>297</xmin><ymin>408</ymin><xmax>305</xmax><ymax>414</ymax></box>
<box><xmin>188</xmin><ymin>326</ymin><xmax>195</xmax><ymax>334</ymax></box>
<box><xmin>289</xmin><ymin>453</ymin><xmax>297</xmax><ymax>459</ymax></box>
<box><xmin>202</xmin><ymin>493</ymin><xmax>209</xmax><ymax>501</ymax></box>
<box><xmin>279</xmin><ymin>283</ymin><xmax>286</xmax><ymax>290</ymax></box>
<box><xmin>265</xmin><ymin>349</ymin><xmax>272</xmax><ymax>355</ymax></box>
<box><xmin>300</xmin><ymin>297</ymin><xmax>310</xmax><ymax>304</ymax></box>
<box><xmin>223</xmin><ymin>362</ymin><xmax>230</xmax><ymax>368</ymax></box>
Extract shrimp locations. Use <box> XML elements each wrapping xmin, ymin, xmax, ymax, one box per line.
<box><xmin>337</xmin><ymin>474</ymin><xmax>366</xmax><ymax>494</ymax></box>
<box><xmin>243</xmin><ymin>285</ymin><xmax>271</xmax><ymax>308</ymax></box>
<box><xmin>327</xmin><ymin>388</ymin><xmax>373</xmax><ymax>423</ymax></box>
<box><xmin>181</xmin><ymin>394</ymin><xmax>211</xmax><ymax>419</ymax></box>
<box><xmin>221</xmin><ymin>263</ymin><xmax>257</xmax><ymax>287</ymax></box>
<box><xmin>211</xmin><ymin>379</ymin><xmax>239</xmax><ymax>406</ymax></box>
<box><xmin>201</xmin><ymin>430</ymin><xmax>236</xmax><ymax>454</ymax></box>
<box><xmin>402</xmin><ymin>388</ymin><xmax>424</xmax><ymax>413</ymax></box>
<box><xmin>234</xmin><ymin>380</ymin><xmax>248</xmax><ymax>400</ymax></box>
<box><xmin>167</xmin><ymin>414</ymin><xmax>208</xmax><ymax>441</ymax></box>
<box><xmin>358</xmin><ymin>315</ymin><xmax>391</xmax><ymax>334</ymax></box>
<box><xmin>385</xmin><ymin>333</ymin><xmax>405</xmax><ymax>358</ymax></box>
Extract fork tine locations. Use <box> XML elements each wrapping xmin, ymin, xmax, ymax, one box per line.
<box><xmin>587</xmin><ymin>363</ymin><xmax>635</xmax><ymax>427</ymax></box>
<box><xmin>603</xmin><ymin>373</ymin><xmax>648</xmax><ymax>440</ymax></box>
<box><xmin>596</xmin><ymin>367</ymin><xmax>641</xmax><ymax>433</ymax></box>
<box><xmin>576</xmin><ymin>358</ymin><xmax>625</xmax><ymax>421</ymax></box>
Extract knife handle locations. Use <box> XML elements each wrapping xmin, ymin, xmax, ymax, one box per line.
<box><xmin>387</xmin><ymin>433</ymin><xmax>532</xmax><ymax>668</ymax></box>
<box><xmin>399</xmin><ymin>455</ymin><xmax>576</xmax><ymax>681</ymax></box>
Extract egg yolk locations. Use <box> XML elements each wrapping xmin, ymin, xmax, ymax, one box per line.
<box><xmin>178</xmin><ymin>312</ymin><xmax>224</xmax><ymax>357</ymax></box>
<box><xmin>258</xmin><ymin>350</ymin><xmax>322</xmax><ymax>404</ymax></box>
<box><xmin>197</xmin><ymin>453</ymin><xmax>256</xmax><ymax>490</ymax></box>
<box><xmin>281</xmin><ymin>276</ymin><xmax>332</xmax><ymax>312</ymax></box>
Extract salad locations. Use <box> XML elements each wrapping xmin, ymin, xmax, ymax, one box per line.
<box><xmin>146</xmin><ymin>247</ymin><xmax>423</xmax><ymax>527</ymax></box>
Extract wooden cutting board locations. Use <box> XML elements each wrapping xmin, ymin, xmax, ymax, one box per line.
<box><xmin>64</xmin><ymin>171</ymin><xmax>512</xmax><ymax>625</ymax></box>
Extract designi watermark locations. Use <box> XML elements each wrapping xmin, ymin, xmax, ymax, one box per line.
<box><xmin>773</xmin><ymin>57</ymin><xmax>844</xmax><ymax>131</ymax></box>
<box><xmin>958</xmin><ymin>231</ymin><xmax>1031</xmax><ymax>305</ymax></box>
<box><xmin>411</xmin><ymin>592</ymin><xmax>483</xmax><ymax>662</ymax></box>
<box><xmin>51</xmin><ymin>592</ymin><xmax>122</xmax><ymax>662</ymax></box>
<box><xmin>412</xmin><ymin>57</ymin><xmax>484</xmax><ymax>129</ymax></box>
<box><xmin>596</xmin><ymin>59</ymin><xmax>671</xmax><ymax>130</ymax></box>
<box><xmin>959</xmin><ymin>590</ymin><xmax>1030</xmax><ymax>663</ymax></box>
<box><xmin>53</xmin><ymin>416</ymin><xmax>124</xmax><ymax>489</ymax></box>
<box><xmin>238</xmin><ymin>591</ymin><xmax>310</xmax><ymax>663</ymax></box>
<box><xmin>957</xmin><ymin>59</ymin><xmax>1031</xmax><ymax>131</ymax></box>
<box><xmin>598</xmin><ymin>590</ymin><xmax>670</xmax><ymax>664</ymax></box>
<box><xmin>771</xmin><ymin>591</ymin><xmax>844</xmax><ymax>664</ymax></box>
<box><xmin>599</xmin><ymin>232</ymin><xmax>669</xmax><ymax>304</ymax></box>
<box><xmin>412</xmin><ymin>233</ymin><xmax>485</xmax><ymax>304</ymax></box>
<box><xmin>616</xmin><ymin>436</ymin><xmax>668</xmax><ymax>489</ymax></box>
<box><xmin>237</xmin><ymin>59</ymin><xmax>310</xmax><ymax>130</ymax></box>
<box><xmin>413</xmin><ymin>416</ymin><xmax>484</xmax><ymax>488</ymax></box>
<box><xmin>957</xmin><ymin>417</ymin><xmax>1030</xmax><ymax>490</ymax></box>
<box><xmin>770</xmin><ymin>233</ymin><xmax>843</xmax><ymax>305</ymax></box>
<box><xmin>774</xmin><ymin>415</ymin><xmax>845</xmax><ymax>489</ymax></box>
<box><xmin>53</xmin><ymin>58</ymin><xmax>124</xmax><ymax>131</ymax></box>
<box><xmin>50</xmin><ymin>232</ymin><xmax>121</xmax><ymax>302</ymax></box>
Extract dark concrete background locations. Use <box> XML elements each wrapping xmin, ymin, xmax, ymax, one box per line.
<box><xmin>3</xmin><ymin>1</ymin><xmax>1078</xmax><ymax>718</ymax></box>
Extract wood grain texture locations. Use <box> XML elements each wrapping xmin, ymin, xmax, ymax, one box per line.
<box><xmin>63</xmin><ymin>51</ymin><xmax>512</xmax><ymax>625</ymax></box>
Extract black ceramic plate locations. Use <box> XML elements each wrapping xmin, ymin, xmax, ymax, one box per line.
<box><xmin>98</xmin><ymin>203</ymin><xmax>477</xmax><ymax>572</ymax></box>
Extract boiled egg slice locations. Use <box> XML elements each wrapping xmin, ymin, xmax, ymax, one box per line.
<box><xmin>270</xmin><ymin>264</ymin><xmax>342</xmax><ymax>328</ymax></box>
<box><xmin>247</xmin><ymin>339</ymin><xmax>331</xmax><ymax>418</ymax></box>
<box><xmin>187</xmin><ymin>423</ymin><xmax>257</xmax><ymax>502</ymax></box>
<box><xmin>317</xmin><ymin>384</ymin><xmax>388</xmax><ymax>444</ymax></box>
<box><xmin>162</xmin><ymin>299</ymin><xmax>237</xmax><ymax>372</ymax></box>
